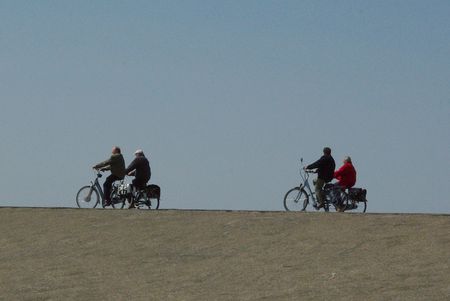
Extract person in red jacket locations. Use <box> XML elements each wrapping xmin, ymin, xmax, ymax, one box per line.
<box><xmin>334</xmin><ymin>156</ymin><xmax>357</xmax><ymax>189</ymax></box>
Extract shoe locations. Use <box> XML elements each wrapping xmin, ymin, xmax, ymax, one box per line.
<box><xmin>314</xmin><ymin>202</ymin><xmax>323</xmax><ymax>210</ymax></box>
<box><xmin>104</xmin><ymin>200</ymin><xmax>112</xmax><ymax>207</ymax></box>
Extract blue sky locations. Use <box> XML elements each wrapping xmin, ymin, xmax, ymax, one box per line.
<box><xmin>1</xmin><ymin>1</ymin><xmax>449</xmax><ymax>213</ymax></box>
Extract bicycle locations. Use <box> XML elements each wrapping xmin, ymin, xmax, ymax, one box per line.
<box><xmin>283</xmin><ymin>158</ymin><xmax>367</xmax><ymax>213</ymax></box>
<box><xmin>76</xmin><ymin>170</ymin><xmax>125</xmax><ymax>209</ymax></box>
<box><xmin>110</xmin><ymin>178</ymin><xmax>160</xmax><ymax>210</ymax></box>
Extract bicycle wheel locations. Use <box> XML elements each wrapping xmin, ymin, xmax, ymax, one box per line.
<box><xmin>147</xmin><ymin>185</ymin><xmax>160</xmax><ymax>210</ymax></box>
<box><xmin>134</xmin><ymin>192</ymin><xmax>160</xmax><ymax>210</ymax></box>
<box><xmin>110</xmin><ymin>187</ymin><xmax>126</xmax><ymax>209</ymax></box>
<box><xmin>76</xmin><ymin>186</ymin><xmax>99</xmax><ymax>208</ymax></box>
<box><xmin>150</xmin><ymin>195</ymin><xmax>160</xmax><ymax>210</ymax></box>
<box><xmin>283</xmin><ymin>187</ymin><xmax>309</xmax><ymax>211</ymax></box>
<box><xmin>323</xmin><ymin>190</ymin><xmax>332</xmax><ymax>212</ymax></box>
<box><xmin>342</xmin><ymin>195</ymin><xmax>367</xmax><ymax>213</ymax></box>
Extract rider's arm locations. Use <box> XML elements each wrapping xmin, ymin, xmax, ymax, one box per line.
<box><xmin>306</xmin><ymin>158</ymin><xmax>322</xmax><ymax>170</ymax></box>
<box><xmin>335</xmin><ymin>163</ymin><xmax>352</xmax><ymax>179</ymax></box>
<box><xmin>334</xmin><ymin>165</ymin><xmax>344</xmax><ymax>179</ymax></box>
<box><xmin>93</xmin><ymin>158</ymin><xmax>112</xmax><ymax>170</ymax></box>
<box><xmin>125</xmin><ymin>158</ymin><xmax>137</xmax><ymax>175</ymax></box>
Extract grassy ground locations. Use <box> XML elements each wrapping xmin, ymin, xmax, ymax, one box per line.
<box><xmin>0</xmin><ymin>208</ymin><xmax>449</xmax><ymax>300</ymax></box>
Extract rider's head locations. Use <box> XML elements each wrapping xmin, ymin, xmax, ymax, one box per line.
<box><xmin>134</xmin><ymin>149</ymin><xmax>144</xmax><ymax>157</ymax></box>
<box><xmin>323</xmin><ymin>147</ymin><xmax>331</xmax><ymax>155</ymax></box>
<box><xmin>112</xmin><ymin>146</ymin><xmax>121</xmax><ymax>154</ymax></box>
<box><xmin>344</xmin><ymin>156</ymin><xmax>352</xmax><ymax>163</ymax></box>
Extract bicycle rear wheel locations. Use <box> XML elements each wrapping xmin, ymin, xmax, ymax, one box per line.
<box><xmin>150</xmin><ymin>196</ymin><xmax>160</xmax><ymax>210</ymax></box>
<box><xmin>134</xmin><ymin>192</ymin><xmax>159</xmax><ymax>210</ymax></box>
<box><xmin>342</xmin><ymin>196</ymin><xmax>367</xmax><ymax>213</ymax></box>
<box><xmin>283</xmin><ymin>187</ymin><xmax>309</xmax><ymax>211</ymax></box>
<box><xmin>76</xmin><ymin>186</ymin><xmax>99</xmax><ymax>208</ymax></box>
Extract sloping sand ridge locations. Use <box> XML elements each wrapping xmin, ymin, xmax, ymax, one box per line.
<box><xmin>0</xmin><ymin>208</ymin><xmax>449</xmax><ymax>300</ymax></box>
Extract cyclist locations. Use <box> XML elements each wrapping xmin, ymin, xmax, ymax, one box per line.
<box><xmin>331</xmin><ymin>156</ymin><xmax>357</xmax><ymax>211</ymax></box>
<box><xmin>334</xmin><ymin>156</ymin><xmax>357</xmax><ymax>189</ymax></box>
<box><xmin>125</xmin><ymin>149</ymin><xmax>151</xmax><ymax>192</ymax></box>
<box><xmin>305</xmin><ymin>147</ymin><xmax>336</xmax><ymax>209</ymax></box>
<box><xmin>93</xmin><ymin>146</ymin><xmax>126</xmax><ymax>206</ymax></box>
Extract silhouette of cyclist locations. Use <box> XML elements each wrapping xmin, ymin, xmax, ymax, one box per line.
<box><xmin>305</xmin><ymin>147</ymin><xmax>336</xmax><ymax>209</ymax></box>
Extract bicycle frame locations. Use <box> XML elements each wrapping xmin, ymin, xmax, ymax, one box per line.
<box><xmin>297</xmin><ymin>167</ymin><xmax>318</xmax><ymax>207</ymax></box>
<box><xmin>86</xmin><ymin>173</ymin><xmax>105</xmax><ymax>205</ymax></box>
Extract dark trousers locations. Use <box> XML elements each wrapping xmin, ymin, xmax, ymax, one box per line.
<box><xmin>132</xmin><ymin>177</ymin><xmax>149</xmax><ymax>191</ymax></box>
<box><xmin>104</xmin><ymin>174</ymin><xmax>122</xmax><ymax>201</ymax></box>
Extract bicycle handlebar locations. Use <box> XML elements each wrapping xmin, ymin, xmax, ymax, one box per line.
<box><xmin>92</xmin><ymin>168</ymin><xmax>104</xmax><ymax>178</ymax></box>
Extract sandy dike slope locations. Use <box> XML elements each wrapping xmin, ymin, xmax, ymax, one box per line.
<box><xmin>0</xmin><ymin>208</ymin><xmax>449</xmax><ymax>300</ymax></box>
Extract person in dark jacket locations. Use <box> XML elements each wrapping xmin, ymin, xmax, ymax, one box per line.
<box><xmin>305</xmin><ymin>147</ymin><xmax>336</xmax><ymax>209</ymax></box>
<box><xmin>93</xmin><ymin>146</ymin><xmax>126</xmax><ymax>206</ymax></box>
<box><xmin>125</xmin><ymin>149</ymin><xmax>151</xmax><ymax>191</ymax></box>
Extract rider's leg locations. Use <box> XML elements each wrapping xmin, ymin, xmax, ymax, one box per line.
<box><xmin>314</xmin><ymin>178</ymin><xmax>326</xmax><ymax>207</ymax></box>
<box><xmin>132</xmin><ymin>178</ymin><xmax>147</xmax><ymax>191</ymax></box>
<box><xmin>128</xmin><ymin>178</ymin><xmax>146</xmax><ymax>209</ymax></box>
<box><xmin>104</xmin><ymin>174</ymin><xmax>121</xmax><ymax>205</ymax></box>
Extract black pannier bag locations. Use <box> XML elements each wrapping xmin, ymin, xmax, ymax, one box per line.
<box><xmin>348</xmin><ymin>188</ymin><xmax>367</xmax><ymax>202</ymax></box>
<box><xmin>146</xmin><ymin>184</ymin><xmax>161</xmax><ymax>199</ymax></box>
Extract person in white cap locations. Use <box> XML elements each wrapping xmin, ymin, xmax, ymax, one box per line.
<box><xmin>125</xmin><ymin>149</ymin><xmax>151</xmax><ymax>191</ymax></box>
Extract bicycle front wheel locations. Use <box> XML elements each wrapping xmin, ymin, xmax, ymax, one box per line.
<box><xmin>76</xmin><ymin>186</ymin><xmax>99</xmax><ymax>208</ymax></box>
<box><xmin>110</xmin><ymin>187</ymin><xmax>126</xmax><ymax>209</ymax></box>
<box><xmin>283</xmin><ymin>187</ymin><xmax>309</xmax><ymax>211</ymax></box>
